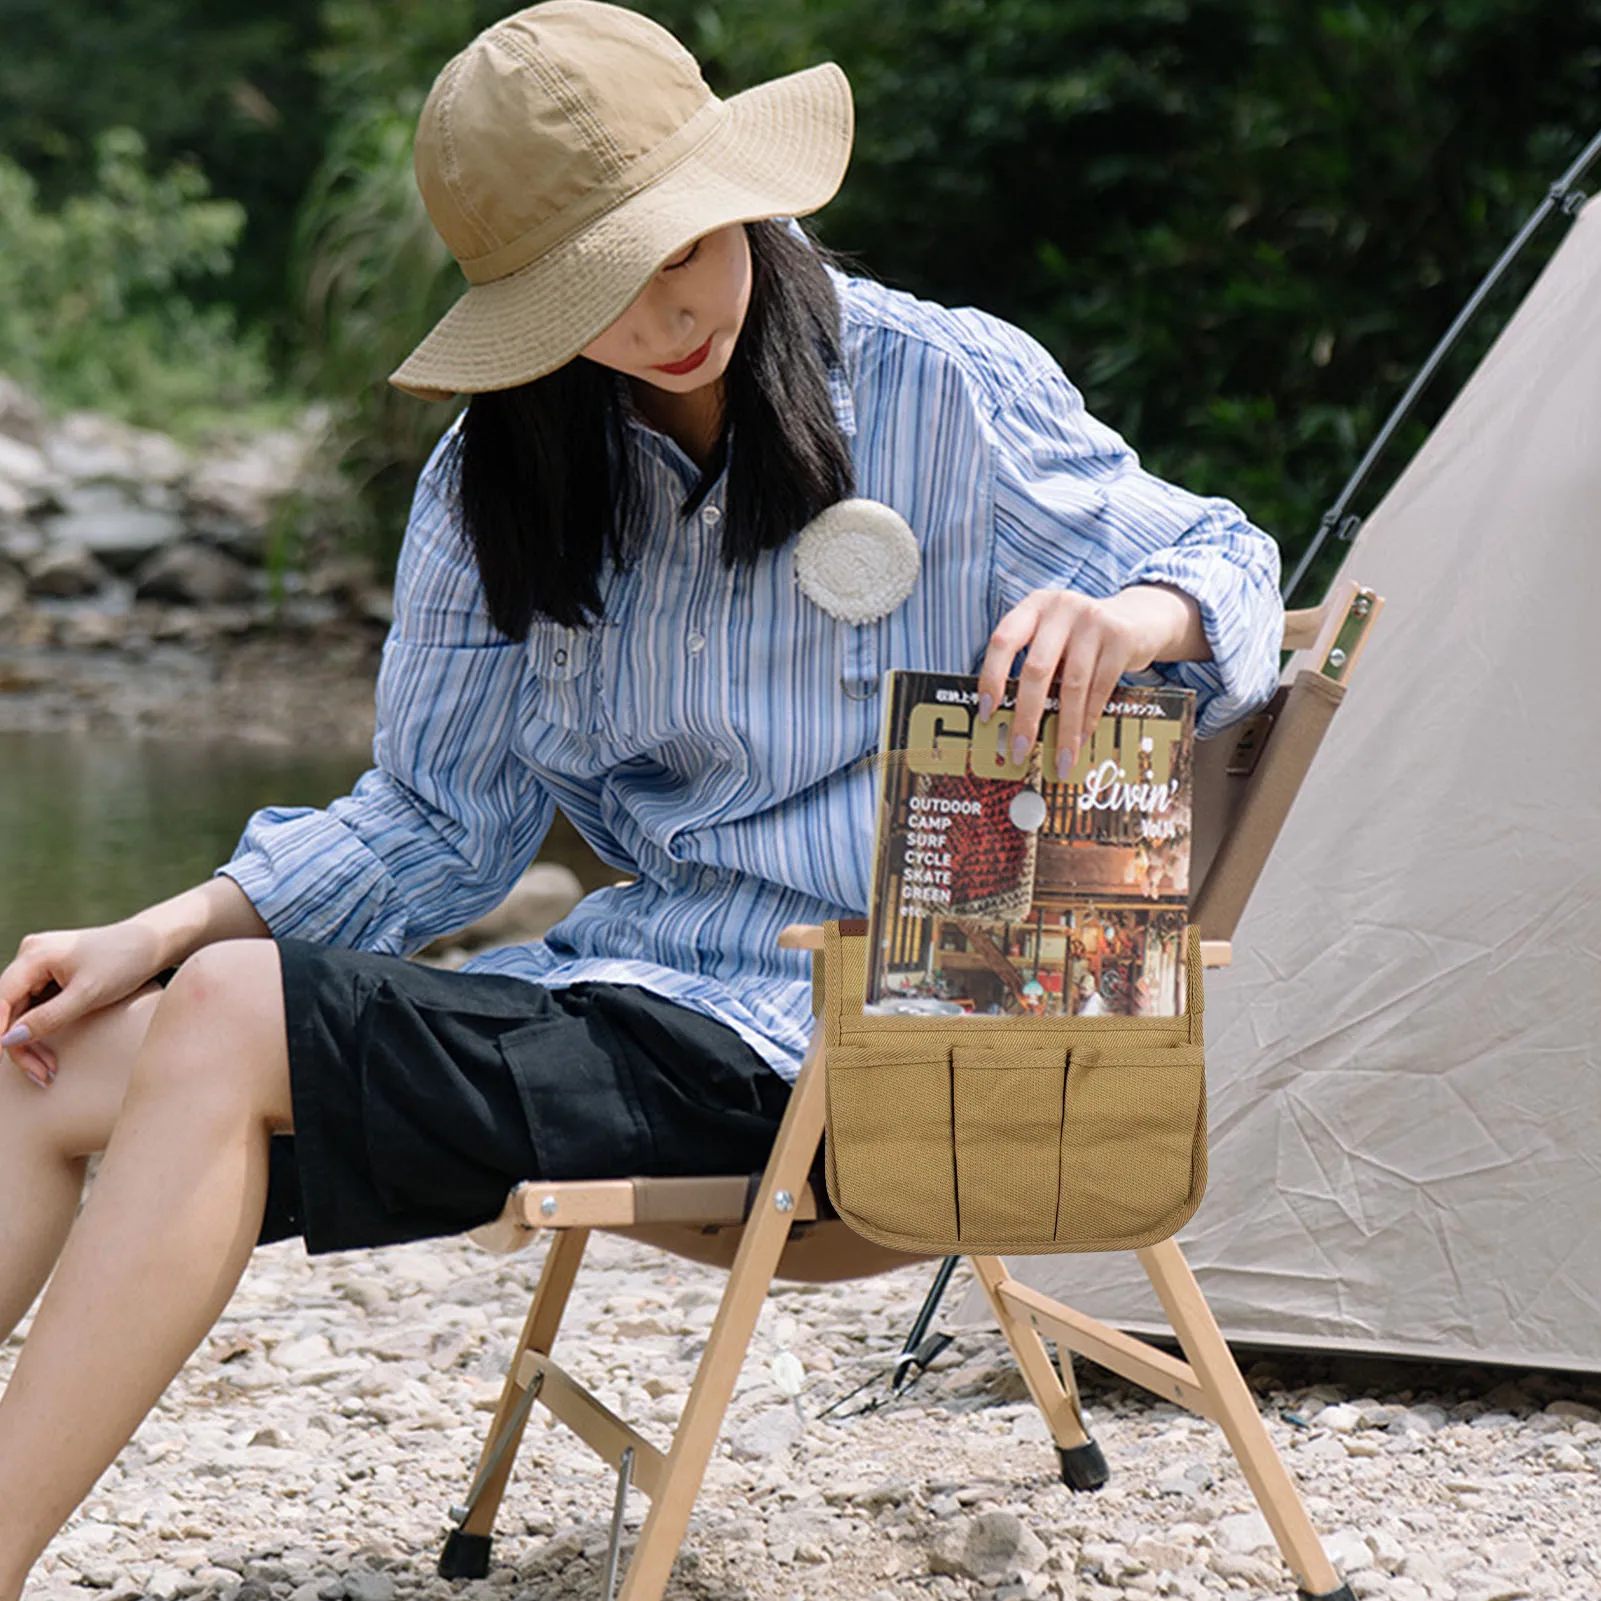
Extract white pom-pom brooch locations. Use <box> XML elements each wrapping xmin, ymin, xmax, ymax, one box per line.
<box><xmin>793</xmin><ymin>498</ymin><xmax>920</xmax><ymax>624</ymax></box>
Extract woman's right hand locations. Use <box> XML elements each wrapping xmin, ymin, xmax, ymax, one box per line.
<box><xmin>0</xmin><ymin>921</ymin><xmax>168</xmax><ymax>1087</ymax></box>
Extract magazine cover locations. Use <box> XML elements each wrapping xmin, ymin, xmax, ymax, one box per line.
<box><xmin>864</xmin><ymin>671</ymin><xmax>1196</xmax><ymax>1017</ymax></box>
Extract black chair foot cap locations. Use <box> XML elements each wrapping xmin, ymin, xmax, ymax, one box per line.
<box><xmin>438</xmin><ymin>1531</ymin><xmax>493</xmax><ymax>1580</ymax></box>
<box><xmin>1299</xmin><ymin>1585</ymin><xmax>1357</xmax><ymax>1601</ymax></box>
<box><xmin>1057</xmin><ymin>1439</ymin><xmax>1109</xmax><ymax>1492</ymax></box>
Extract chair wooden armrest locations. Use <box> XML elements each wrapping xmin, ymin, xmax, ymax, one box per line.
<box><xmin>1286</xmin><ymin>578</ymin><xmax>1383</xmax><ymax>684</ymax></box>
<box><xmin>1282</xmin><ymin>605</ymin><xmax>1324</xmax><ymax>652</ymax></box>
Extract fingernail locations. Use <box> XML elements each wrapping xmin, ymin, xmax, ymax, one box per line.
<box><xmin>1</xmin><ymin>1023</ymin><xmax>30</xmax><ymax>1048</ymax></box>
<box><xmin>977</xmin><ymin>693</ymin><xmax>994</xmax><ymax>723</ymax></box>
<box><xmin>1010</xmin><ymin>735</ymin><xmax>1029</xmax><ymax>765</ymax></box>
<box><xmin>26</xmin><ymin>1070</ymin><xmax>48</xmax><ymax>1089</ymax></box>
<box><xmin>1056</xmin><ymin>746</ymin><xmax>1075</xmax><ymax>781</ymax></box>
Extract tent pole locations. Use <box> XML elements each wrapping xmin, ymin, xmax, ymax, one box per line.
<box><xmin>1284</xmin><ymin>123</ymin><xmax>1601</xmax><ymax>607</ymax></box>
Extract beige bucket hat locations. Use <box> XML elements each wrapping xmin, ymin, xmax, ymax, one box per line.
<box><xmin>390</xmin><ymin>1</ymin><xmax>853</xmax><ymax>400</ymax></box>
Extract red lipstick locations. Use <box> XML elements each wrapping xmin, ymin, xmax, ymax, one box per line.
<box><xmin>652</xmin><ymin>337</ymin><xmax>712</xmax><ymax>376</ymax></box>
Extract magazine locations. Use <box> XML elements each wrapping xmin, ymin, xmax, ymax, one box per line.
<box><xmin>863</xmin><ymin>670</ymin><xmax>1196</xmax><ymax>1017</ymax></box>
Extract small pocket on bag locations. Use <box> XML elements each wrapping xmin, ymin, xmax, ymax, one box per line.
<box><xmin>828</xmin><ymin>1056</ymin><xmax>956</xmax><ymax>1241</ymax></box>
<box><xmin>1056</xmin><ymin>1042</ymin><xmax>1206</xmax><ymax>1246</ymax></box>
<box><xmin>952</xmin><ymin>1047</ymin><xmax>1068</xmax><ymax>1244</ymax></box>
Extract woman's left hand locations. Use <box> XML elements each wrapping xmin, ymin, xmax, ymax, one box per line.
<box><xmin>975</xmin><ymin>583</ymin><xmax>1209</xmax><ymax>780</ymax></box>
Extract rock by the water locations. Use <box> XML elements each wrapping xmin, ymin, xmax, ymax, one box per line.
<box><xmin>134</xmin><ymin>543</ymin><xmax>256</xmax><ymax>607</ymax></box>
<box><xmin>46</xmin><ymin>484</ymin><xmax>184</xmax><ymax>575</ymax></box>
<box><xmin>0</xmin><ymin>374</ymin><xmax>47</xmax><ymax>446</ymax></box>
<box><xmin>47</xmin><ymin>410</ymin><xmax>190</xmax><ymax>488</ymax></box>
<box><xmin>0</xmin><ymin>524</ymin><xmax>44</xmax><ymax>564</ymax></box>
<box><xmin>25</xmin><ymin>543</ymin><xmax>111</xmax><ymax>598</ymax></box>
<box><xmin>0</xmin><ymin>476</ymin><xmax>27</xmax><ymax>523</ymax></box>
<box><xmin>185</xmin><ymin>430</ymin><xmax>317</xmax><ymax>561</ymax></box>
<box><xmin>0</xmin><ymin>433</ymin><xmax>65</xmax><ymax>515</ymax></box>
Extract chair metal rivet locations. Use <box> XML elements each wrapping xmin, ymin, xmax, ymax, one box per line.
<box><xmin>774</xmin><ymin>1190</ymin><xmax>794</xmax><ymax>1212</ymax></box>
<box><xmin>540</xmin><ymin>1195</ymin><xmax>558</xmax><ymax>1218</ymax></box>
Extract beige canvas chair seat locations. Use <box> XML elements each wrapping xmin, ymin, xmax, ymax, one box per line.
<box><xmin>439</xmin><ymin>581</ymin><xmax>1382</xmax><ymax>1601</ymax></box>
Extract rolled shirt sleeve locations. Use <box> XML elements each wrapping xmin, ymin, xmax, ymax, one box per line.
<box><xmin>987</xmin><ymin>365</ymin><xmax>1283</xmax><ymax>737</ymax></box>
<box><xmin>219</xmin><ymin>434</ymin><xmax>555</xmax><ymax>953</ymax></box>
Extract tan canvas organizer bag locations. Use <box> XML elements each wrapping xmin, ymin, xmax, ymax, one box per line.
<box><xmin>820</xmin><ymin>920</ymin><xmax>1207</xmax><ymax>1255</ymax></box>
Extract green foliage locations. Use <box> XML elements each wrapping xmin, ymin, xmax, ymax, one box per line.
<box><xmin>0</xmin><ymin>129</ymin><xmax>275</xmax><ymax>433</ymax></box>
<box><xmin>293</xmin><ymin>99</ymin><xmax>463</xmax><ymax>566</ymax></box>
<box><xmin>0</xmin><ymin>0</ymin><xmax>326</xmax><ymax>334</ymax></box>
<box><xmin>312</xmin><ymin>0</ymin><xmax>506</xmax><ymax>117</ymax></box>
<box><xmin>642</xmin><ymin>0</ymin><xmax>1601</xmax><ymax>598</ymax></box>
<box><xmin>290</xmin><ymin>0</ymin><xmax>520</xmax><ymax>568</ymax></box>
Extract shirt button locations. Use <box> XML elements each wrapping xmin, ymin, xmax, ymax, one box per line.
<box><xmin>702</xmin><ymin>505</ymin><xmax>722</xmax><ymax>525</ymax></box>
<box><xmin>553</xmin><ymin>648</ymin><xmax>568</xmax><ymax>666</ymax></box>
<box><xmin>686</xmin><ymin>631</ymin><xmax>706</xmax><ymax>654</ymax></box>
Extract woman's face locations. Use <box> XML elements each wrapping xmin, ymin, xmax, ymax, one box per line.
<box><xmin>580</xmin><ymin>223</ymin><xmax>753</xmax><ymax>396</ymax></box>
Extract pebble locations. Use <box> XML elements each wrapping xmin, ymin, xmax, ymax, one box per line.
<box><xmin>1388</xmin><ymin>1405</ymin><xmax>1447</xmax><ymax>1437</ymax></box>
<box><xmin>929</xmin><ymin>1512</ymin><xmax>1047</xmax><ymax>1581</ymax></box>
<box><xmin>342</xmin><ymin>1574</ymin><xmax>394</xmax><ymax>1601</ymax></box>
<box><xmin>1153</xmin><ymin>1460</ymin><xmax>1213</xmax><ymax>1496</ymax></box>
<box><xmin>1315</xmin><ymin>1402</ymin><xmax>1363</xmax><ymax>1434</ymax></box>
<box><xmin>1214</xmin><ymin>1510</ymin><xmax>1275</xmax><ymax>1555</ymax></box>
<box><xmin>8</xmin><ymin>1234</ymin><xmax>1601</xmax><ymax>1601</ymax></box>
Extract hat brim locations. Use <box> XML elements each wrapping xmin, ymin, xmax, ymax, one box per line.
<box><xmin>389</xmin><ymin>61</ymin><xmax>853</xmax><ymax>401</ymax></box>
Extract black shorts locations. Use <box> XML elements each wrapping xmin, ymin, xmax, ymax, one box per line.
<box><xmin>261</xmin><ymin>938</ymin><xmax>794</xmax><ymax>1255</ymax></box>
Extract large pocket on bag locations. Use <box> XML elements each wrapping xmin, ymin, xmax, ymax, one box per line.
<box><xmin>1056</xmin><ymin>1042</ymin><xmax>1206</xmax><ymax>1246</ymax></box>
<box><xmin>951</xmin><ymin>1046</ymin><xmax>1068</xmax><ymax>1244</ymax></box>
<box><xmin>827</xmin><ymin>1055</ymin><xmax>956</xmax><ymax>1241</ymax></box>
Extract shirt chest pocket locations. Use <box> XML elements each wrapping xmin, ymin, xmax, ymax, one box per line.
<box><xmin>524</xmin><ymin>619</ymin><xmax>602</xmax><ymax>736</ymax></box>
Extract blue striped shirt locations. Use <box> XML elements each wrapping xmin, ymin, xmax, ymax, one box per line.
<box><xmin>222</xmin><ymin>271</ymin><xmax>1283</xmax><ymax>1080</ymax></box>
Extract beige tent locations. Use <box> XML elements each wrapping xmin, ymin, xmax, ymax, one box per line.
<box><xmin>975</xmin><ymin>195</ymin><xmax>1601</xmax><ymax>1371</ymax></box>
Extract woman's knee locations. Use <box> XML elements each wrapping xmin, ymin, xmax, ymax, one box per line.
<box><xmin>1</xmin><ymin>986</ymin><xmax>162</xmax><ymax>1161</ymax></box>
<box><xmin>128</xmin><ymin>941</ymin><xmax>291</xmax><ymax>1128</ymax></box>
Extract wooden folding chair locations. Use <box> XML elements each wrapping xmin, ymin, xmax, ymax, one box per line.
<box><xmin>439</xmin><ymin>580</ymin><xmax>1383</xmax><ymax>1601</ymax></box>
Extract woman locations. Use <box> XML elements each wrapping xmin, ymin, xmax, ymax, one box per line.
<box><xmin>0</xmin><ymin>3</ymin><xmax>1282</xmax><ymax>1591</ymax></box>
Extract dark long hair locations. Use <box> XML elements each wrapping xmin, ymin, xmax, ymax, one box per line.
<box><xmin>447</xmin><ymin>219</ymin><xmax>855</xmax><ymax>638</ymax></box>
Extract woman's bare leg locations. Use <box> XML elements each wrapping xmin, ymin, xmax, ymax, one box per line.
<box><xmin>0</xmin><ymin>986</ymin><xmax>163</xmax><ymax>1343</ymax></box>
<box><xmin>0</xmin><ymin>939</ymin><xmax>291</xmax><ymax>1601</ymax></box>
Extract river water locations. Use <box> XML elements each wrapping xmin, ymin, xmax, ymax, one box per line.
<box><xmin>0</xmin><ymin>731</ymin><xmax>610</xmax><ymax>963</ymax></box>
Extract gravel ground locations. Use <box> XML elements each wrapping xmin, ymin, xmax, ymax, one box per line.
<box><xmin>9</xmin><ymin>1230</ymin><xmax>1601</xmax><ymax>1601</ymax></box>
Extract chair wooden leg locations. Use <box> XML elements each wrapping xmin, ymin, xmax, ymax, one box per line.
<box><xmin>1137</xmin><ymin>1238</ymin><xmax>1352</xmax><ymax>1601</ymax></box>
<box><xmin>969</xmin><ymin>1255</ymin><xmax>1108</xmax><ymax>1491</ymax></box>
<box><xmin>440</xmin><ymin>1227</ymin><xmax>591</xmax><ymax>1577</ymax></box>
<box><xmin>615</xmin><ymin>1038</ymin><xmax>828</xmax><ymax>1601</ymax></box>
